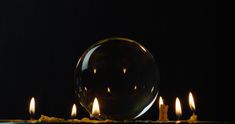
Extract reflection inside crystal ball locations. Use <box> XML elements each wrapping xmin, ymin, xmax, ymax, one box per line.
<box><xmin>75</xmin><ymin>37</ymin><xmax>160</xmax><ymax>120</ymax></box>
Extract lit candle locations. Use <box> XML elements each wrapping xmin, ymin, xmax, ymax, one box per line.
<box><xmin>188</xmin><ymin>92</ymin><xmax>198</xmax><ymax>121</ymax></box>
<box><xmin>158</xmin><ymin>96</ymin><xmax>169</xmax><ymax>121</ymax></box>
<box><xmin>93</xmin><ymin>68</ymin><xmax>97</xmax><ymax>74</ymax></box>
<box><xmin>29</xmin><ymin>97</ymin><xmax>35</xmax><ymax>120</ymax></box>
<box><xmin>175</xmin><ymin>97</ymin><xmax>182</xmax><ymax>120</ymax></box>
<box><xmin>71</xmin><ymin>104</ymin><xmax>77</xmax><ymax>119</ymax></box>
<box><xmin>123</xmin><ymin>68</ymin><xmax>127</xmax><ymax>74</ymax></box>
<box><xmin>91</xmin><ymin>97</ymin><xmax>101</xmax><ymax>119</ymax></box>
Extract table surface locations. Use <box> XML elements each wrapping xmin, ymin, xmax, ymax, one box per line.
<box><xmin>0</xmin><ymin>120</ymin><xmax>232</xmax><ymax>124</ymax></box>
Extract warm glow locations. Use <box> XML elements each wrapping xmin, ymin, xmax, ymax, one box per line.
<box><xmin>189</xmin><ymin>92</ymin><xmax>196</xmax><ymax>111</ymax></box>
<box><xmin>93</xmin><ymin>68</ymin><xmax>97</xmax><ymax>74</ymax></box>
<box><xmin>107</xmin><ymin>87</ymin><xmax>111</xmax><ymax>93</ymax></box>
<box><xmin>92</xmin><ymin>97</ymin><xmax>100</xmax><ymax>116</ymax></box>
<box><xmin>29</xmin><ymin>97</ymin><xmax>35</xmax><ymax>115</ymax></box>
<box><xmin>175</xmin><ymin>97</ymin><xmax>182</xmax><ymax>119</ymax></box>
<box><xmin>159</xmin><ymin>96</ymin><xmax>164</xmax><ymax>109</ymax></box>
<box><xmin>134</xmin><ymin>85</ymin><xmax>137</xmax><ymax>90</ymax></box>
<box><xmin>71</xmin><ymin>104</ymin><xmax>77</xmax><ymax>118</ymax></box>
<box><xmin>123</xmin><ymin>68</ymin><xmax>127</xmax><ymax>74</ymax></box>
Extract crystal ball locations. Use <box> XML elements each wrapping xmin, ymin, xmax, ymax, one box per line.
<box><xmin>74</xmin><ymin>37</ymin><xmax>159</xmax><ymax>120</ymax></box>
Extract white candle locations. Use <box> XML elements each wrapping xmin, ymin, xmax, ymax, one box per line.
<box><xmin>188</xmin><ymin>92</ymin><xmax>198</xmax><ymax>121</ymax></box>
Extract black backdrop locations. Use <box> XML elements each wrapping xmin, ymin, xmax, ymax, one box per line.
<box><xmin>1</xmin><ymin>0</ymin><xmax>229</xmax><ymax>122</ymax></box>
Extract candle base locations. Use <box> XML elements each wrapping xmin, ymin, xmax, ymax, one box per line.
<box><xmin>188</xmin><ymin>113</ymin><xmax>198</xmax><ymax>122</ymax></box>
<box><xmin>159</xmin><ymin>104</ymin><xmax>169</xmax><ymax>121</ymax></box>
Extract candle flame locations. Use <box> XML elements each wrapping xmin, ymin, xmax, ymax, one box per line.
<box><xmin>93</xmin><ymin>68</ymin><xmax>97</xmax><ymax>74</ymax></box>
<box><xmin>123</xmin><ymin>68</ymin><xmax>127</xmax><ymax>74</ymax></box>
<box><xmin>29</xmin><ymin>97</ymin><xmax>35</xmax><ymax>115</ymax></box>
<box><xmin>107</xmin><ymin>87</ymin><xmax>111</xmax><ymax>93</ymax></box>
<box><xmin>134</xmin><ymin>85</ymin><xmax>137</xmax><ymax>90</ymax></box>
<box><xmin>71</xmin><ymin>104</ymin><xmax>77</xmax><ymax>118</ymax></box>
<box><xmin>159</xmin><ymin>96</ymin><xmax>164</xmax><ymax>109</ymax></box>
<box><xmin>175</xmin><ymin>97</ymin><xmax>182</xmax><ymax>119</ymax></box>
<box><xmin>189</xmin><ymin>92</ymin><xmax>196</xmax><ymax>111</ymax></box>
<box><xmin>92</xmin><ymin>97</ymin><xmax>100</xmax><ymax>116</ymax></box>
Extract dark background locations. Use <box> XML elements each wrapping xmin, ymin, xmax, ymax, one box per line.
<box><xmin>1</xmin><ymin>0</ymin><xmax>228</xmax><ymax>122</ymax></box>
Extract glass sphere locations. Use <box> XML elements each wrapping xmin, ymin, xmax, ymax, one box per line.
<box><xmin>74</xmin><ymin>37</ymin><xmax>159</xmax><ymax>120</ymax></box>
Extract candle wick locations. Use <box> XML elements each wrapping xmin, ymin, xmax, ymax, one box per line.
<box><xmin>177</xmin><ymin>114</ymin><xmax>181</xmax><ymax>121</ymax></box>
<box><xmin>177</xmin><ymin>116</ymin><xmax>180</xmax><ymax>120</ymax></box>
<box><xmin>192</xmin><ymin>110</ymin><xmax>196</xmax><ymax>115</ymax></box>
<box><xmin>30</xmin><ymin>114</ymin><xmax>35</xmax><ymax>120</ymax></box>
<box><xmin>90</xmin><ymin>113</ymin><xmax>103</xmax><ymax>120</ymax></box>
<box><xmin>90</xmin><ymin>114</ymin><xmax>96</xmax><ymax>120</ymax></box>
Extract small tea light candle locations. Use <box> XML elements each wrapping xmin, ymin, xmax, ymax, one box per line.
<box><xmin>66</xmin><ymin>104</ymin><xmax>81</xmax><ymax>122</ymax></box>
<box><xmin>188</xmin><ymin>92</ymin><xmax>198</xmax><ymax>122</ymax></box>
<box><xmin>90</xmin><ymin>97</ymin><xmax>101</xmax><ymax>119</ymax></box>
<box><xmin>158</xmin><ymin>96</ymin><xmax>169</xmax><ymax>121</ymax></box>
